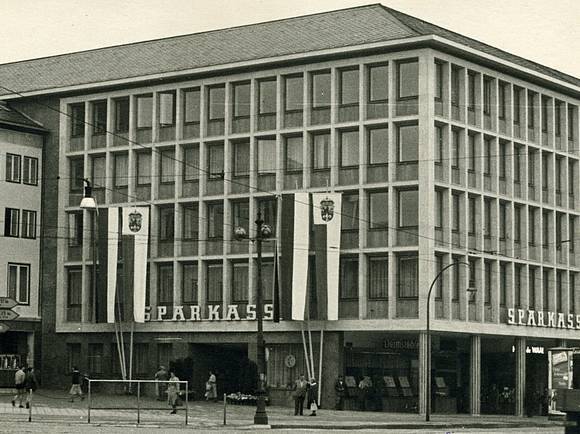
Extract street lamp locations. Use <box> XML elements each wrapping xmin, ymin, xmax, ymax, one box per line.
<box><xmin>425</xmin><ymin>261</ymin><xmax>475</xmax><ymax>422</ymax></box>
<box><xmin>233</xmin><ymin>211</ymin><xmax>272</xmax><ymax>425</ymax></box>
<box><xmin>80</xmin><ymin>179</ymin><xmax>98</xmax><ymax>322</ymax></box>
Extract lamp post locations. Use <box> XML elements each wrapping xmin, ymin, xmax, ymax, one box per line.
<box><xmin>425</xmin><ymin>261</ymin><xmax>475</xmax><ymax>422</ymax></box>
<box><xmin>233</xmin><ymin>211</ymin><xmax>272</xmax><ymax>425</ymax></box>
<box><xmin>80</xmin><ymin>179</ymin><xmax>98</xmax><ymax>322</ymax></box>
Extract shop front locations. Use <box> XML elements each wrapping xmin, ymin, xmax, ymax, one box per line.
<box><xmin>0</xmin><ymin>325</ymin><xmax>38</xmax><ymax>387</ymax></box>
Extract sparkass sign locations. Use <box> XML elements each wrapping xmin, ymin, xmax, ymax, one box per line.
<box><xmin>507</xmin><ymin>308</ymin><xmax>580</xmax><ymax>330</ymax></box>
<box><xmin>144</xmin><ymin>304</ymin><xmax>274</xmax><ymax>322</ymax></box>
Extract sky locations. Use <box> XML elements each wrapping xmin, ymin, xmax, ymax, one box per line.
<box><xmin>1</xmin><ymin>0</ymin><xmax>579</xmax><ymax>78</ymax></box>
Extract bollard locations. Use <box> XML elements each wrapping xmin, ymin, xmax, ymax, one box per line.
<box><xmin>28</xmin><ymin>389</ymin><xmax>32</xmax><ymax>422</ymax></box>
<box><xmin>223</xmin><ymin>393</ymin><xmax>227</xmax><ymax>425</ymax></box>
<box><xmin>137</xmin><ymin>382</ymin><xmax>141</xmax><ymax>425</ymax></box>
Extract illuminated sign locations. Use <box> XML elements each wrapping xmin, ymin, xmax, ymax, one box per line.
<box><xmin>507</xmin><ymin>308</ymin><xmax>580</xmax><ymax>330</ymax></box>
<box><xmin>144</xmin><ymin>304</ymin><xmax>274</xmax><ymax>322</ymax></box>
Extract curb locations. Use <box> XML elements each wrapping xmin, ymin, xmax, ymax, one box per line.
<box><xmin>270</xmin><ymin>421</ymin><xmax>565</xmax><ymax>430</ymax></box>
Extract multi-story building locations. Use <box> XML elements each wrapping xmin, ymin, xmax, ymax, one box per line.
<box><xmin>0</xmin><ymin>5</ymin><xmax>578</xmax><ymax>415</ymax></box>
<box><xmin>0</xmin><ymin>103</ymin><xmax>44</xmax><ymax>386</ymax></box>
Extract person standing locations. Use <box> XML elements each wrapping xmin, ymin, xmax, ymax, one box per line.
<box><xmin>206</xmin><ymin>371</ymin><xmax>217</xmax><ymax>402</ymax></box>
<box><xmin>11</xmin><ymin>366</ymin><xmax>26</xmax><ymax>408</ymax></box>
<box><xmin>293</xmin><ymin>374</ymin><xmax>308</xmax><ymax>416</ymax></box>
<box><xmin>358</xmin><ymin>376</ymin><xmax>373</xmax><ymax>411</ymax></box>
<box><xmin>155</xmin><ymin>366</ymin><xmax>169</xmax><ymax>401</ymax></box>
<box><xmin>334</xmin><ymin>375</ymin><xmax>348</xmax><ymax>410</ymax></box>
<box><xmin>167</xmin><ymin>371</ymin><xmax>180</xmax><ymax>414</ymax></box>
<box><xmin>24</xmin><ymin>367</ymin><xmax>38</xmax><ymax>409</ymax></box>
<box><xmin>307</xmin><ymin>377</ymin><xmax>319</xmax><ymax>416</ymax></box>
<box><xmin>69</xmin><ymin>366</ymin><xmax>84</xmax><ymax>402</ymax></box>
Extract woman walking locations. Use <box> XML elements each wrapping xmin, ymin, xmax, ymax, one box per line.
<box><xmin>205</xmin><ymin>370</ymin><xmax>217</xmax><ymax>402</ymax></box>
<box><xmin>167</xmin><ymin>371</ymin><xmax>180</xmax><ymax>414</ymax></box>
<box><xmin>307</xmin><ymin>377</ymin><xmax>319</xmax><ymax>416</ymax></box>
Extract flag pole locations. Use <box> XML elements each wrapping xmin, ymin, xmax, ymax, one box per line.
<box><xmin>300</xmin><ymin>325</ymin><xmax>312</xmax><ymax>380</ymax></box>
<box><xmin>307</xmin><ymin>319</ymin><xmax>315</xmax><ymax>382</ymax></box>
<box><xmin>128</xmin><ymin>321</ymin><xmax>134</xmax><ymax>392</ymax></box>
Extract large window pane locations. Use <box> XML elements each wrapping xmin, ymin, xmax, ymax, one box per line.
<box><xmin>312</xmin><ymin>133</ymin><xmax>330</xmax><ymax>169</ymax></box>
<box><xmin>114</xmin><ymin>98</ymin><xmax>129</xmax><ymax>133</ymax></box>
<box><xmin>340</xmin><ymin>130</ymin><xmax>359</xmax><ymax>167</ymax></box>
<box><xmin>182</xmin><ymin>205</ymin><xmax>198</xmax><ymax>240</ymax></box>
<box><xmin>183</xmin><ymin>88</ymin><xmax>200</xmax><ymax>124</ymax></box>
<box><xmin>136</xmin><ymin>95</ymin><xmax>153</xmax><ymax>128</ymax></box>
<box><xmin>182</xmin><ymin>263</ymin><xmax>198</xmax><ymax>304</ymax></box>
<box><xmin>369</xmin><ymin>127</ymin><xmax>388</xmax><ymax>164</ymax></box>
<box><xmin>160</xmin><ymin>149</ymin><xmax>175</xmax><ymax>183</ymax></box>
<box><xmin>207</xmin><ymin>203</ymin><xmax>224</xmax><ymax>239</ymax></box>
<box><xmin>257</xmin><ymin>139</ymin><xmax>276</xmax><ymax>174</ymax></box>
<box><xmin>233</xmin><ymin>142</ymin><xmax>250</xmax><ymax>176</ymax></box>
<box><xmin>340</xmin><ymin>258</ymin><xmax>358</xmax><ymax>299</ymax></box>
<box><xmin>369</xmin><ymin>64</ymin><xmax>388</xmax><ymax>102</ymax></box>
<box><xmin>137</xmin><ymin>152</ymin><xmax>151</xmax><ymax>185</ymax></box>
<box><xmin>397</xmin><ymin>60</ymin><xmax>418</xmax><ymax>99</ymax></box>
<box><xmin>208</xmin><ymin>86</ymin><xmax>225</xmax><ymax>120</ymax></box>
<box><xmin>232</xmin><ymin>201</ymin><xmax>250</xmax><ymax>233</ymax></box>
<box><xmin>158</xmin><ymin>264</ymin><xmax>174</xmax><ymax>304</ymax></box>
<box><xmin>259</xmin><ymin>79</ymin><xmax>277</xmax><ymax>115</ymax></box>
<box><xmin>207</xmin><ymin>264</ymin><xmax>223</xmax><ymax>303</ymax></box>
<box><xmin>369</xmin><ymin>191</ymin><xmax>388</xmax><ymax>229</ymax></box>
<box><xmin>285</xmin><ymin>75</ymin><xmax>303</xmax><ymax>112</ymax></box>
<box><xmin>159</xmin><ymin>206</ymin><xmax>175</xmax><ymax>241</ymax></box>
<box><xmin>233</xmin><ymin>82</ymin><xmax>250</xmax><ymax>118</ymax></box>
<box><xmin>285</xmin><ymin>136</ymin><xmax>302</xmax><ymax>171</ymax></box>
<box><xmin>339</xmin><ymin>69</ymin><xmax>359</xmax><ymax>105</ymax></box>
<box><xmin>398</xmin><ymin>256</ymin><xmax>418</xmax><ymax>298</ymax></box>
<box><xmin>232</xmin><ymin>263</ymin><xmax>249</xmax><ymax>302</ymax></box>
<box><xmin>114</xmin><ymin>154</ymin><xmax>128</xmax><ymax>187</ymax></box>
<box><xmin>398</xmin><ymin>124</ymin><xmax>418</xmax><ymax>162</ymax></box>
<box><xmin>208</xmin><ymin>144</ymin><xmax>224</xmax><ymax>178</ymax></box>
<box><xmin>341</xmin><ymin>194</ymin><xmax>359</xmax><ymax>231</ymax></box>
<box><xmin>312</xmin><ymin>72</ymin><xmax>330</xmax><ymax>108</ymax></box>
<box><xmin>183</xmin><ymin>146</ymin><xmax>199</xmax><ymax>181</ymax></box>
<box><xmin>368</xmin><ymin>256</ymin><xmax>388</xmax><ymax>299</ymax></box>
<box><xmin>398</xmin><ymin>189</ymin><xmax>418</xmax><ymax>227</ymax></box>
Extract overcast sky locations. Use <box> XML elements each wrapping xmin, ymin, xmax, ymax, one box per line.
<box><xmin>1</xmin><ymin>0</ymin><xmax>579</xmax><ymax>78</ymax></box>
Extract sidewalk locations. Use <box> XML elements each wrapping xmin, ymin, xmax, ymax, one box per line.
<box><xmin>0</xmin><ymin>389</ymin><xmax>565</xmax><ymax>430</ymax></box>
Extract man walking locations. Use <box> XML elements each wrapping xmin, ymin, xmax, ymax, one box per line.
<box><xmin>69</xmin><ymin>366</ymin><xmax>84</xmax><ymax>402</ymax></box>
<box><xmin>293</xmin><ymin>374</ymin><xmax>308</xmax><ymax>416</ymax></box>
<box><xmin>24</xmin><ymin>367</ymin><xmax>38</xmax><ymax>409</ymax></box>
<box><xmin>11</xmin><ymin>366</ymin><xmax>26</xmax><ymax>408</ymax></box>
<box><xmin>334</xmin><ymin>375</ymin><xmax>348</xmax><ymax>410</ymax></box>
<box><xmin>155</xmin><ymin>366</ymin><xmax>169</xmax><ymax>401</ymax></box>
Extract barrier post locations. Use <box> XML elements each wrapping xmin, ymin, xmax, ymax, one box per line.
<box><xmin>28</xmin><ymin>389</ymin><xmax>32</xmax><ymax>422</ymax></box>
<box><xmin>87</xmin><ymin>380</ymin><xmax>91</xmax><ymax>424</ymax></box>
<box><xmin>223</xmin><ymin>393</ymin><xmax>227</xmax><ymax>425</ymax></box>
<box><xmin>137</xmin><ymin>382</ymin><xmax>141</xmax><ymax>425</ymax></box>
<box><xmin>185</xmin><ymin>381</ymin><xmax>189</xmax><ymax>426</ymax></box>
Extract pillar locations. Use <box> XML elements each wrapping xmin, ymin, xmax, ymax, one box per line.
<box><xmin>470</xmin><ymin>335</ymin><xmax>481</xmax><ymax>415</ymax></box>
<box><xmin>515</xmin><ymin>337</ymin><xmax>526</xmax><ymax>416</ymax></box>
<box><xmin>418</xmin><ymin>331</ymin><xmax>429</xmax><ymax>415</ymax></box>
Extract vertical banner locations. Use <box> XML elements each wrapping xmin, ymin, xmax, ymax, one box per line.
<box><xmin>312</xmin><ymin>193</ymin><xmax>341</xmax><ymax>320</ymax></box>
<box><xmin>106</xmin><ymin>207</ymin><xmax>120</xmax><ymax>323</ymax></box>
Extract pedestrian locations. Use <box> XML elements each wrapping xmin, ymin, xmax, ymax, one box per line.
<box><xmin>155</xmin><ymin>365</ymin><xmax>169</xmax><ymax>401</ymax></box>
<box><xmin>11</xmin><ymin>366</ymin><xmax>26</xmax><ymax>408</ymax></box>
<box><xmin>69</xmin><ymin>366</ymin><xmax>84</xmax><ymax>402</ymax></box>
<box><xmin>167</xmin><ymin>371</ymin><xmax>180</xmax><ymax>414</ymax></box>
<box><xmin>307</xmin><ymin>377</ymin><xmax>319</xmax><ymax>416</ymax></box>
<box><xmin>358</xmin><ymin>376</ymin><xmax>373</xmax><ymax>411</ymax></box>
<box><xmin>24</xmin><ymin>367</ymin><xmax>38</xmax><ymax>409</ymax></box>
<box><xmin>292</xmin><ymin>374</ymin><xmax>308</xmax><ymax>416</ymax></box>
<box><xmin>334</xmin><ymin>375</ymin><xmax>348</xmax><ymax>410</ymax></box>
<box><xmin>205</xmin><ymin>370</ymin><xmax>217</xmax><ymax>402</ymax></box>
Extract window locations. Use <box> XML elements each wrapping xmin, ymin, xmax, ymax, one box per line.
<box><xmin>232</xmin><ymin>262</ymin><xmax>249</xmax><ymax>303</ymax></box>
<box><xmin>452</xmin><ymin>193</ymin><xmax>460</xmax><ymax>232</ymax></box>
<box><xmin>208</xmin><ymin>85</ymin><xmax>225</xmax><ymax>121</ymax></box>
<box><xmin>232</xmin><ymin>201</ymin><xmax>249</xmax><ymax>233</ymax></box>
<box><xmin>339</xmin><ymin>68</ymin><xmax>359</xmax><ymax>106</ymax></box>
<box><xmin>70</xmin><ymin>103</ymin><xmax>85</xmax><ymax>137</ymax></box>
<box><xmin>435</xmin><ymin>255</ymin><xmax>444</xmax><ymax>299</ymax></box>
<box><xmin>67</xmin><ymin>343</ymin><xmax>81</xmax><ymax>372</ymax></box>
<box><xmin>483</xmin><ymin>77</ymin><xmax>492</xmax><ymax>115</ymax></box>
<box><xmin>397</xmin><ymin>256</ymin><xmax>418</xmax><ymax>299</ymax></box>
<box><xmin>4</xmin><ymin>208</ymin><xmax>19</xmax><ymax>237</ymax></box>
<box><xmin>484</xmin><ymin>199</ymin><xmax>492</xmax><ymax>238</ymax></box>
<box><xmin>514</xmin><ymin>206</ymin><xmax>521</xmax><ymax>242</ymax></box>
<box><xmin>159</xmin><ymin>92</ymin><xmax>176</xmax><ymax>126</ymax></box>
<box><xmin>529</xmin><ymin>267</ymin><xmax>536</xmax><ymax>309</ymax></box>
<box><xmin>529</xmin><ymin>209</ymin><xmax>536</xmax><ymax>245</ymax></box>
<box><xmin>571</xmin><ymin>273</ymin><xmax>577</xmax><ymax>314</ymax></box>
<box><xmin>528</xmin><ymin>151</ymin><xmax>536</xmax><ymax>186</ymax></box>
<box><xmin>260</xmin><ymin>260</ymin><xmax>275</xmax><ymax>303</ymax></box>
<box><xmin>136</xmin><ymin>152</ymin><xmax>151</xmax><ymax>185</ymax></box>
<box><xmin>233</xmin><ymin>82</ymin><xmax>250</xmax><ymax>119</ymax></box>
<box><xmin>541</xmin><ymin>97</ymin><xmax>549</xmax><ymax>132</ymax></box>
<box><xmin>368</xmin><ymin>256</ymin><xmax>388</xmax><ymax>299</ymax></box>
<box><xmin>207</xmin><ymin>203</ymin><xmax>223</xmax><ymax>239</ymax></box>
<box><xmin>284</xmin><ymin>75</ymin><xmax>303</xmax><ymax>112</ymax></box>
<box><xmin>451</xmin><ymin>129</ymin><xmax>460</xmax><ymax>168</ymax></box>
<box><xmin>160</xmin><ymin>149</ymin><xmax>175</xmax><ymax>184</ymax></box>
<box><xmin>467</xmin><ymin>72</ymin><xmax>476</xmax><ymax>111</ymax></box>
<box><xmin>312</xmin><ymin>133</ymin><xmax>330</xmax><ymax>169</ymax></box>
<box><xmin>312</xmin><ymin>71</ymin><xmax>331</xmax><ymax>109</ymax></box>
<box><xmin>569</xmin><ymin>105</ymin><xmax>576</xmax><ymax>141</ymax></box>
<box><xmin>157</xmin><ymin>264</ymin><xmax>173</xmax><ymax>305</ymax></box>
<box><xmin>368</xmin><ymin>64</ymin><xmax>388</xmax><ymax>102</ymax></box>
<box><xmin>69</xmin><ymin>158</ymin><xmax>84</xmax><ymax>192</ymax></box>
<box><xmin>513</xmin><ymin>87</ymin><xmax>521</xmax><ymax>124</ymax></box>
<box><xmin>369</xmin><ymin>191</ymin><xmax>388</xmax><ymax>229</ymax></box>
<box><xmin>435</xmin><ymin>126</ymin><xmax>444</xmax><ymax>164</ymax></box>
<box><xmin>451</xmin><ymin>67</ymin><xmax>460</xmax><ymax>107</ymax></box>
<box><xmin>555</xmin><ymin>101</ymin><xmax>562</xmax><ymax>136</ymax></box>
<box><xmin>136</xmin><ymin>95</ymin><xmax>153</xmax><ymax>129</ymax></box>
<box><xmin>543</xmin><ymin>271</ymin><xmax>550</xmax><ymax>310</ymax></box>
<box><xmin>339</xmin><ymin>257</ymin><xmax>358</xmax><ymax>299</ymax></box>
<box><xmin>182</xmin><ymin>263</ymin><xmax>198</xmax><ymax>304</ymax></box>
<box><xmin>514</xmin><ymin>145</ymin><xmax>521</xmax><ymax>182</ymax></box>
<box><xmin>369</xmin><ymin>127</ymin><xmax>388</xmax><ymax>165</ymax></box>
<box><xmin>258</xmin><ymin>79</ymin><xmax>277</xmax><ymax>115</ymax></box>
<box><xmin>398</xmin><ymin>189</ymin><xmax>418</xmax><ymax>228</ymax></box>
<box><xmin>483</xmin><ymin>138</ymin><xmax>491</xmax><ymax>175</ymax></box>
<box><xmin>468</xmin><ymin>196</ymin><xmax>476</xmax><ymax>235</ymax></box>
<box><xmin>88</xmin><ymin>344</ymin><xmax>104</xmax><ymax>375</ymax></box>
<box><xmin>91</xmin><ymin>155</ymin><xmax>105</xmax><ymax>189</ymax></box>
<box><xmin>397</xmin><ymin>60</ymin><xmax>418</xmax><ymax>99</ymax></box>
<box><xmin>542</xmin><ymin>154</ymin><xmax>549</xmax><ymax>190</ymax></box>
<box><xmin>232</xmin><ymin>142</ymin><xmax>250</xmax><ymax>177</ymax></box>
<box><xmin>183</xmin><ymin>88</ymin><xmax>201</xmax><ymax>124</ymax></box>
<box><xmin>284</xmin><ymin>136</ymin><xmax>302</xmax><ymax>171</ymax></box>
<box><xmin>397</xmin><ymin>124</ymin><xmax>418</xmax><ymax>163</ymax></box>
<box><xmin>258</xmin><ymin>198</ymin><xmax>277</xmax><ymax>232</ymax></box>
<box><xmin>207</xmin><ymin>263</ymin><xmax>223</xmax><ymax>303</ymax></box>
<box><xmin>7</xmin><ymin>263</ymin><xmax>29</xmax><ymax>304</ymax></box>
<box><xmin>133</xmin><ymin>343</ymin><xmax>149</xmax><ymax>376</ymax></box>
<box><xmin>257</xmin><ymin>138</ymin><xmax>276</xmax><ymax>174</ymax></box>
<box><xmin>68</xmin><ymin>213</ymin><xmax>83</xmax><ymax>246</ymax></box>
<box><xmin>435</xmin><ymin>190</ymin><xmax>444</xmax><ymax>229</ymax></box>
<box><xmin>183</xmin><ymin>146</ymin><xmax>199</xmax><ymax>182</ymax></box>
<box><xmin>469</xmin><ymin>259</ymin><xmax>477</xmax><ymax>303</ymax></box>
<box><xmin>182</xmin><ymin>204</ymin><xmax>198</xmax><ymax>241</ymax></box>
<box><xmin>499</xmin><ymin>202</ymin><xmax>507</xmax><ymax>240</ymax></box>
<box><xmin>341</xmin><ymin>194</ymin><xmax>359</xmax><ymax>231</ymax></box>
<box><xmin>498</xmin><ymin>82</ymin><xmax>506</xmax><ymax>119</ymax></box>
<box><xmin>557</xmin><ymin>272</ymin><xmax>563</xmax><ymax>312</ymax></box>
<box><xmin>339</xmin><ymin>130</ymin><xmax>359</xmax><ymax>167</ymax></box>
<box><xmin>6</xmin><ymin>153</ymin><xmax>21</xmax><ymax>183</ymax></box>
<box><xmin>114</xmin><ymin>154</ymin><xmax>128</xmax><ymax>187</ymax></box>
<box><xmin>21</xmin><ymin>210</ymin><xmax>36</xmax><ymax>239</ymax></box>
<box><xmin>114</xmin><ymin>98</ymin><xmax>129</xmax><ymax>133</ymax></box>
<box><xmin>92</xmin><ymin>100</ymin><xmax>107</xmax><ymax>134</ymax></box>
<box><xmin>570</xmin><ymin>218</ymin><xmax>576</xmax><ymax>253</ymax></box>
<box><xmin>434</xmin><ymin>61</ymin><xmax>443</xmax><ymax>100</ymax></box>
<box><xmin>67</xmin><ymin>268</ymin><xmax>82</xmax><ymax>310</ymax></box>
<box><xmin>484</xmin><ymin>262</ymin><xmax>492</xmax><ymax>304</ymax></box>
<box><xmin>159</xmin><ymin>206</ymin><xmax>174</xmax><ymax>241</ymax></box>
<box><xmin>498</xmin><ymin>142</ymin><xmax>506</xmax><ymax>178</ymax></box>
<box><xmin>569</xmin><ymin>162</ymin><xmax>576</xmax><ymax>197</ymax></box>
<box><xmin>207</xmin><ymin>143</ymin><xmax>224</xmax><ymax>179</ymax></box>
<box><xmin>499</xmin><ymin>263</ymin><xmax>506</xmax><ymax>307</ymax></box>
<box><xmin>528</xmin><ymin>92</ymin><xmax>535</xmax><ymax>129</ymax></box>
<box><xmin>452</xmin><ymin>262</ymin><xmax>462</xmax><ymax>301</ymax></box>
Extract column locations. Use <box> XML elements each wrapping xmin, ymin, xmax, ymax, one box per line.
<box><xmin>470</xmin><ymin>335</ymin><xmax>481</xmax><ymax>415</ymax></box>
<box><xmin>418</xmin><ymin>331</ymin><xmax>429</xmax><ymax>415</ymax></box>
<box><xmin>515</xmin><ymin>337</ymin><xmax>526</xmax><ymax>416</ymax></box>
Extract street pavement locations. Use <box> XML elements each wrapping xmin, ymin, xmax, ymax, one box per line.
<box><xmin>0</xmin><ymin>389</ymin><xmax>566</xmax><ymax>432</ymax></box>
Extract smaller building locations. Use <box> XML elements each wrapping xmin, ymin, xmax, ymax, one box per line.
<box><xmin>0</xmin><ymin>103</ymin><xmax>45</xmax><ymax>386</ymax></box>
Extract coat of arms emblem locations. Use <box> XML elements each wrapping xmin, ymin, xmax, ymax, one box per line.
<box><xmin>128</xmin><ymin>210</ymin><xmax>142</xmax><ymax>232</ymax></box>
<box><xmin>320</xmin><ymin>196</ymin><xmax>334</xmax><ymax>222</ymax></box>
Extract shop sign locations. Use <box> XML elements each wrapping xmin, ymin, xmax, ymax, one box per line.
<box><xmin>0</xmin><ymin>310</ymin><xmax>19</xmax><ymax>321</ymax></box>
<box><xmin>0</xmin><ymin>297</ymin><xmax>18</xmax><ymax>309</ymax></box>
<box><xmin>144</xmin><ymin>303</ymin><xmax>274</xmax><ymax>322</ymax></box>
<box><xmin>511</xmin><ymin>345</ymin><xmax>545</xmax><ymax>354</ymax></box>
<box><xmin>383</xmin><ymin>339</ymin><xmax>418</xmax><ymax>351</ymax></box>
<box><xmin>507</xmin><ymin>308</ymin><xmax>580</xmax><ymax>330</ymax></box>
